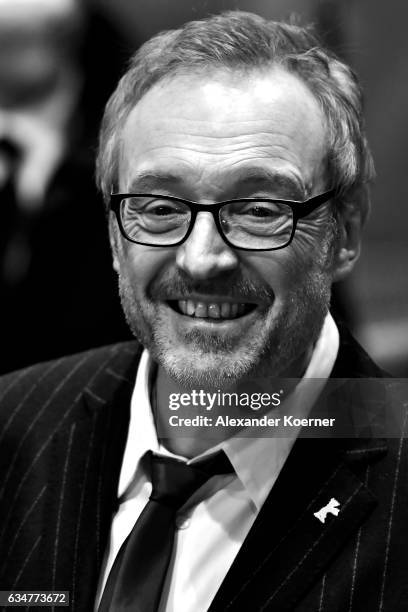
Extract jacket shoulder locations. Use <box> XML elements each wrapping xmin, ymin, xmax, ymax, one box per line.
<box><xmin>0</xmin><ymin>341</ymin><xmax>141</xmax><ymax>417</ymax></box>
<box><xmin>332</xmin><ymin>322</ymin><xmax>389</xmax><ymax>378</ymax></box>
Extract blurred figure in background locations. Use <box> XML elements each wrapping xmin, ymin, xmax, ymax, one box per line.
<box><xmin>0</xmin><ymin>0</ymin><xmax>132</xmax><ymax>374</ymax></box>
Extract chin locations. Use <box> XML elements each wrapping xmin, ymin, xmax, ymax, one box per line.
<box><xmin>151</xmin><ymin>306</ymin><xmax>279</xmax><ymax>388</ymax></box>
<box><xmin>155</xmin><ymin>343</ymin><xmax>262</xmax><ymax>388</ymax></box>
<box><xmin>151</xmin><ymin>317</ymin><xmax>285</xmax><ymax>388</ymax></box>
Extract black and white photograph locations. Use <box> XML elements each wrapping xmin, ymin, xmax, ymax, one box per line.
<box><xmin>0</xmin><ymin>1</ymin><xmax>407</xmax><ymax>611</ymax></box>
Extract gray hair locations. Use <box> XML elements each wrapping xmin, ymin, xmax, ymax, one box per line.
<box><xmin>96</xmin><ymin>10</ymin><xmax>374</xmax><ymax>222</ymax></box>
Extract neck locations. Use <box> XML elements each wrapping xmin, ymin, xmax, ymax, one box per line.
<box><xmin>152</xmin><ymin>346</ymin><xmax>314</xmax><ymax>459</ymax></box>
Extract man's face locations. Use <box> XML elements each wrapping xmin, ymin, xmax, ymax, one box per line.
<box><xmin>112</xmin><ymin>67</ymin><xmax>337</xmax><ymax>386</ymax></box>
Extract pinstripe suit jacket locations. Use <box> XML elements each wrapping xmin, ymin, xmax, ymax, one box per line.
<box><xmin>0</xmin><ymin>329</ymin><xmax>407</xmax><ymax>612</ymax></box>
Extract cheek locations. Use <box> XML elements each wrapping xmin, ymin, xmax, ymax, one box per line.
<box><xmin>118</xmin><ymin>243</ymin><xmax>175</xmax><ymax>294</ymax></box>
<box><xmin>243</xmin><ymin>250</ymin><xmax>313</xmax><ymax>297</ymax></box>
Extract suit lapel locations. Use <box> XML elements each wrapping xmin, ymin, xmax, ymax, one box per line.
<box><xmin>41</xmin><ymin>343</ymin><xmax>142</xmax><ymax>611</ymax></box>
<box><xmin>210</xmin><ymin>327</ymin><xmax>388</xmax><ymax>611</ymax></box>
<box><xmin>209</xmin><ymin>437</ymin><xmax>385</xmax><ymax>611</ymax></box>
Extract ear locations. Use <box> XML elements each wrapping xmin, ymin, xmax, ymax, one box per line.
<box><xmin>331</xmin><ymin>205</ymin><xmax>363</xmax><ymax>282</ymax></box>
<box><xmin>108</xmin><ymin>212</ymin><xmax>121</xmax><ymax>274</ymax></box>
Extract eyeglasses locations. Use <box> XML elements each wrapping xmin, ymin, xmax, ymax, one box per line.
<box><xmin>110</xmin><ymin>189</ymin><xmax>335</xmax><ymax>251</ymax></box>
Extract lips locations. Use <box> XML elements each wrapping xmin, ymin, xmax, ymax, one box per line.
<box><xmin>169</xmin><ymin>299</ymin><xmax>256</xmax><ymax>320</ymax></box>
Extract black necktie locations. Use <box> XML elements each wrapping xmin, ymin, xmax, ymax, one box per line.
<box><xmin>99</xmin><ymin>450</ymin><xmax>233</xmax><ymax>612</ymax></box>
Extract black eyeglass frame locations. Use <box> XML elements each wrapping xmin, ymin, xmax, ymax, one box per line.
<box><xmin>109</xmin><ymin>188</ymin><xmax>336</xmax><ymax>252</ymax></box>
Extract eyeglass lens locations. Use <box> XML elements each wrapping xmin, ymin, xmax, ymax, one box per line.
<box><xmin>119</xmin><ymin>196</ymin><xmax>294</xmax><ymax>248</ymax></box>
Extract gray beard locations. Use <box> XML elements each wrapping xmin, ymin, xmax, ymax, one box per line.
<box><xmin>118</xmin><ymin>266</ymin><xmax>331</xmax><ymax>388</ymax></box>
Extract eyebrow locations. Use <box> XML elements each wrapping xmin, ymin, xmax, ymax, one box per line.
<box><xmin>127</xmin><ymin>167</ymin><xmax>308</xmax><ymax>201</ymax></box>
<box><xmin>230</xmin><ymin>168</ymin><xmax>308</xmax><ymax>200</ymax></box>
<box><xmin>128</xmin><ymin>172</ymin><xmax>184</xmax><ymax>193</ymax></box>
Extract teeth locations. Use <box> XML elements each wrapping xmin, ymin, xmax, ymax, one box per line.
<box><xmin>208</xmin><ymin>303</ymin><xmax>221</xmax><ymax>318</ymax></box>
<box><xmin>186</xmin><ymin>300</ymin><xmax>195</xmax><ymax>316</ymax></box>
<box><xmin>221</xmin><ymin>302</ymin><xmax>231</xmax><ymax>318</ymax></box>
<box><xmin>195</xmin><ymin>302</ymin><xmax>208</xmax><ymax>318</ymax></box>
<box><xmin>177</xmin><ymin>300</ymin><xmax>250</xmax><ymax>319</ymax></box>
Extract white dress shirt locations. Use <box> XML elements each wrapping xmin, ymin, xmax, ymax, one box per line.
<box><xmin>96</xmin><ymin>313</ymin><xmax>339</xmax><ymax>611</ymax></box>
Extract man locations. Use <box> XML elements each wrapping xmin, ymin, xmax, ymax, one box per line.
<box><xmin>0</xmin><ymin>11</ymin><xmax>406</xmax><ymax>612</ymax></box>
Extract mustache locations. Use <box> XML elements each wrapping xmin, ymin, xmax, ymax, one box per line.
<box><xmin>148</xmin><ymin>268</ymin><xmax>274</xmax><ymax>302</ymax></box>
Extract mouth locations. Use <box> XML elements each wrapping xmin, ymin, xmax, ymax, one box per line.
<box><xmin>167</xmin><ymin>299</ymin><xmax>258</xmax><ymax>320</ymax></box>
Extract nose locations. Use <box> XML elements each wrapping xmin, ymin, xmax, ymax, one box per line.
<box><xmin>175</xmin><ymin>211</ymin><xmax>239</xmax><ymax>280</ymax></box>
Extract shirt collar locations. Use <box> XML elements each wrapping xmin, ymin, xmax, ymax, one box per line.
<box><xmin>119</xmin><ymin>312</ymin><xmax>339</xmax><ymax>509</ymax></box>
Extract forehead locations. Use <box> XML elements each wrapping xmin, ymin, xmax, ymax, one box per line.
<box><xmin>119</xmin><ymin>67</ymin><xmax>328</xmax><ymax>198</ymax></box>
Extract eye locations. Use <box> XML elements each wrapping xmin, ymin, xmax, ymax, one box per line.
<box><xmin>123</xmin><ymin>197</ymin><xmax>188</xmax><ymax>217</ymax></box>
<box><xmin>231</xmin><ymin>200</ymin><xmax>283</xmax><ymax>219</ymax></box>
<box><xmin>141</xmin><ymin>198</ymin><xmax>187</xmax><ymax>215</ymax></box>
<box><xmin>244</xmin><ymin>205</ymin><xmax>280</xmax><ymax>217</ymax></box>
<box><xmin>145</xmin><ymin>203</ymin><xmax>182</xmax><ymax>216</ymax></box>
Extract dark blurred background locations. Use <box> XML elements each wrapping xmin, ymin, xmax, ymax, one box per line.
<box><xmin>0</xmin><ymin>0</ymin><xmax>406</xmax><ymax>376</ymax></box>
